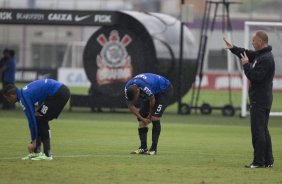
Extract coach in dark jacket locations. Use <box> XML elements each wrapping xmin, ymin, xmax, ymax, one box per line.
<box><xmin>223</xmin><ymin>31</ymin><xmax>275</xmax><ymax>168</ymax></box>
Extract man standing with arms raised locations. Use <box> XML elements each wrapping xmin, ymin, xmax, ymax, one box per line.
<box><xmin>223</xmin><ymin>31</ymin><xmax>275</xmax><ymax>168</ymax></box>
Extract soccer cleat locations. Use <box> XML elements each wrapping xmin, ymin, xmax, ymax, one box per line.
<box><xmin>146</xmin><ymin>150</ymin><xmax>157</xmax><ymax>155</ymax></box>
<box><xmin>31</xmin><ymin>154</ymin><xmax>53</xmax><ymax>161</ymax></box>
<box><xmin>265</xmin><ymin>164</ymin><xmax>273</xmax><ymax>168</ymax></box>
<box><xmin>244</xmin><ymin>163</ymin><xmax>265</xmax><ymax>168</ymax></box>
<box><xmin>130</xmin><ymin>147</ymin><xmax>148</xmax><ymax>154</ymax></box>
<box><xmin>21</xmin><ymin>152</ymin><xmax>43</xmax><ymax>160</ymax></box>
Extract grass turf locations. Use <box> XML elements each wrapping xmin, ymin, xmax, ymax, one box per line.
<box><xmin>0</xmin><ymin>109</ymin><xmax>282</xmax><ymax>184</ymax></box>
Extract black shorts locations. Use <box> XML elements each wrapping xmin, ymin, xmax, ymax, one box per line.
<box><xmin>139</xmin><ymin>84</ymin><xmax>173</xmax><ymax>118</ymax></box>
<box><xmin>37</xmin><ymin>85</ymin><xmax>70</xmax><ymax>121</ymax></box>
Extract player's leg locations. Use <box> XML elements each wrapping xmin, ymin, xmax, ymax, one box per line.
<box><xmin>264</xmin><ymin>108</ymin><xmax>274</xmax><ymax>167</ymax></box>
<box><xmin>149</xmin><ymin>116</ymin><xmax>161</xmax><ymax>155</ymax></box>
<box><xmin>245</xmin><ymin>103</ymin><xmax>266</xmax><ymax>168</ymax></box>
<box><xmin>31</xmin><ymin>118</ymin><xmax>52</xmax><ymax>160</ymax></box>
<box><xmin>37</xmin><ymin>118</ymin><xmax>52</xmax><ymax>157</ymax></box>
<box><xmin>33</xmin><ymin>103</ymin><xmax>53</xmax><ymax>160</ymax></box>
<box><xmin>34</xmin><ymin>135</ymin><xmax>42</xmax><ymax>154</ymax></box>
<box><xmin>148</xmin><ymin>84</ymin><xmax>173</xmax><ymax>155</ymax></box>
<box><xmin>130</xmin><ymin>100</ymin><xmax>149</xmax><ymax>154</ymax></box>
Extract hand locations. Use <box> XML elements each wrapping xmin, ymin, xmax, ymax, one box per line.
<box><xmin>223</xmin><ymin>37</ymin><xmax>233</xmax><ymax>49</ymax></box>
<box><xmin>146</xmin><ymin>113</ymin><xmax>152</xmax><ymax>121</ymax></box>
<box><xmin>240</xmin><ymin>52</ymin><xmax>249</xmax><ymax>65</ymax></box>
<box><xmin>35</xmin><ymin>112</ymin><xmax>40</xmax><ymax>117</ymax></box>
<box><xmin>141</xmin><ymin>118</ymin><xmax>151</xmax><ymax>125</ymax></box>
<box><xmin>27</xmin><ymin>140</ymin><xmax>36</xmax><ymax>153</ymax></box>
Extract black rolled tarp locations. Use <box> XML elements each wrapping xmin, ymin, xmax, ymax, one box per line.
<box><xmin>83</xmin><ymin>11</ymin><xmax>197</xmax><ymax>107</ymax></box>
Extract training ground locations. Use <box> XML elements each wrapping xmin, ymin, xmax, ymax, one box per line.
<box><xmin>0</xmin><ymin>89</ymin><xmax>281</xmax><ymax>184</ymax></box>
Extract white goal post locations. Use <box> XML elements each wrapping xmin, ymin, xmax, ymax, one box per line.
<box><xmin>241</xmin><ymin>21</ymin><xmax>282</xmax><ymax>117</ymax></box>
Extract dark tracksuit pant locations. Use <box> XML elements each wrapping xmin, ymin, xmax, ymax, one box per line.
<box><xmin>250</xmin><ymin>102</ymin><xmax>273</xmax><ymax>165</ymax></box>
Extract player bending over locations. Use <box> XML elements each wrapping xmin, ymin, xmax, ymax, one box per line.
<box><xmin>3</xmin><ymin>79</ymin><xmax>70</xmax><ymax>160</ymax></box>
<box><xmin>125</xmin><ymin>73</ymin><xmax>173</xmax><ymax>155</ymax></box>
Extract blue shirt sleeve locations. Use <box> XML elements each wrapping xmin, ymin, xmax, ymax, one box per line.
<box><xmin>21</xmin><ymin>98</ymin><xmax>38</xmax><ymax>141</ymax></box>
<box><xmin>124</xmin><ymin>88</ymin><xmax>128</xmax><ymax>100</ymax></box>
<box><xmin>124</xmin><ymin>82</ymin><xmax>130</xmax><ymax>100</ymax></box>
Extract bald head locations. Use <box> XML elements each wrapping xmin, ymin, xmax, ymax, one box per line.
<box><xmin>255</xmin><ymin>30</ymin><xmax>268</xmax><ymax>44</ymax></box>
<box><xmin>252</xmin><ymin>30</ymin><xmax>269</xmax><ymax>51</ymax></box>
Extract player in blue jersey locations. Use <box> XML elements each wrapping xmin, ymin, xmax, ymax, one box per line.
<box><xmin>125</xmin><ymin>73</ymin><xmax>173</xmax><ymax>155</ymax></box>
<box><xmin>3</xmin><ymin>79</ymin><xmax>70</xmax><ymax>160</ymax></box>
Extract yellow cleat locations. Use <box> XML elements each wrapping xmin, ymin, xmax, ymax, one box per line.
<box><xmin>130</xmin><ymin>147</ymin><xmax>148</xmax><ymax>154</ymax></box>
<box><xmin>31</xmin><ymin>154</ymin><xmax>53</xmax><ymax>161</ymax></box>
<box><xmin>21</xmin><ymin>152</ymin><xmax>43</xmax><ymax>160</ymax></box>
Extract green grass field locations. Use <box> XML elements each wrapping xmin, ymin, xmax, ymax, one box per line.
<box><xmin>0</xmin><ymin>87</ymin><xmax>282</xmax><ymax>184</ymax></box>
<box><xmin>0</xmin><ymin>109</ymin><xmax>282</xmax><ymax>184</ymax></box>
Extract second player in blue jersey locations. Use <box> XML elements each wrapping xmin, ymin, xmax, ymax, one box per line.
<box><xmin>125</xmin><ymin>73</ymin><xmax>173</xmax><ymax>155</ymax></box>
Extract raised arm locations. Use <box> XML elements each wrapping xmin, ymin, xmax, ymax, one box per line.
<box><xmin>223</xmin><ymin>37</ymin><xmax>256</xmax><ymax>63</ymax></box>
<box><xmin>223</xmin><ymin>36</ymin><xmax>233</xmax><ymax>49</ymax></box>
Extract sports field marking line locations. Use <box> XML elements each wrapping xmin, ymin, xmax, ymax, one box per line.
<box><xmin>0</xmin><ymin>152</ymin><xmax>245</xmax><ymax>160</ymax></box>
<box><xmin>0</xmin><ymin>152</ymin><xmax>250</xmax><ymax>160</ymax></box>
<box><xmin>0</xmin><ymin>154</ymin><xmax>137</xmax><ymax>160</ymax></box>
<box><xmin>0</xmin><ymin>154</ymin><xmax>92</xmax><ymax>160</ymax></box>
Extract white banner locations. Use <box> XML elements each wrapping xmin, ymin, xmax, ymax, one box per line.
<box><xmin>58</xmin><ymin>67</ymin><xmax>90</xmax><ymax>87</ymax></box>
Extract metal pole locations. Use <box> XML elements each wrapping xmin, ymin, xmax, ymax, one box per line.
<box><xmin>194</xmin><ymin>1</ymin><xmax>212</xmax><ymax>112</ymax></box>
<box><xmin>177</xmin><ymin>0</ymin><xmax>185</xmax><ymax>114</ymax></box>
<box><xmin>225</xmin><ymin>2</ymin><xmax>233</xmax><ymax>105</ymax></box>
<box><xmin>190</xmin><ymin>0</ymin><xmax>208</xmax><ymax>107</ymax></box>
<box><xmin>241</xmin><ymin>22</ymin><xmax>250</xmax><ymax>117</ymax></box>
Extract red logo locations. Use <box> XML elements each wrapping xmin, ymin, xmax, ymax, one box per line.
<box><xmin>96</xmin><ymin>30</ymin><xmax>133</xmax><ymax>85</ymax></box>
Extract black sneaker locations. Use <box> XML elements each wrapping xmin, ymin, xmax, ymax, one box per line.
<box><xmin>265</xmin><ymin>164</ymin><xmax>273</xmax><ymax>168</ymax></box>
<box><xmin>245</xmin><ymin>163</ymin><xmax>265</xmax><ymax>168</ymax></box>
<box><xmin>130</xmin><ymin>147</ymin><xmax>148</xmax><ymax>154</ymax></box>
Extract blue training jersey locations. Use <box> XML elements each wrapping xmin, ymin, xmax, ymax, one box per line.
<box><xmin>17</xmin><ymin>79</ymin><xmax>63</xmax><ymax>141</ymax></box>
<box><xmin>124</xmin><ymin>73</ymin><xmax>170</xmax><ymax>100</ymax></box>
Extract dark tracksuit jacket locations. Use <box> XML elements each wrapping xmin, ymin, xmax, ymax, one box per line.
<box><xmin>230</xmin><ymin>45</ymin><xmax>275</xmax><ymax>108</ymax></box>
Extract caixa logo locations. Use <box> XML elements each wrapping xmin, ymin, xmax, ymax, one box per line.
<box><xmin>47</xmin><ymin>13</ymin><xmax>72</xmax><ymax>21</ymax></box>
<box><xmin>96</xmin><ymin>30</ymin><xmax>133</xmax><ymax>85</ymax></box>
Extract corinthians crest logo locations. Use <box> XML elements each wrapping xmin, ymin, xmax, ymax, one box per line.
<box><xmin>96</xmin><ymin>30</ymin><xmax>133</xmax><ymax>85</ymax></box>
